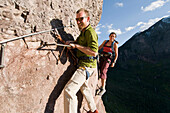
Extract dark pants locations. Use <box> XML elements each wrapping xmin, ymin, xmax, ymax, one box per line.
<box><xmin>99</xmin><ymin>56</ymin><xmax>111</xmax><ymax>80</ymax></box>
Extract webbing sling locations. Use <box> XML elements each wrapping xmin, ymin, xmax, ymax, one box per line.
<box><xmin>78</xmin><ymin>66</ymin><xmax>91</xmax><ymax>80</ymax></box>
<box><xmin>78</xmin><ymin>56</ymin><xmax>97</xmax><ymax>80</ymax></box>
<box><xmin>78</xmin><ymin>56</ymin><xmax>98</xmax><ymax>60</ymax></box>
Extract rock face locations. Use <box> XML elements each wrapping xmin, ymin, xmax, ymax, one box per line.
<box><xmin>0</xmin><ymin>0</ymin><xmax>105</xmax><ymax>113</ymax></box>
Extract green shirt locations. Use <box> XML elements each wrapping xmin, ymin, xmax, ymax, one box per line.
<box><xmin>76</xmin><ymin>25</ymin><xmax>98</xmax><ymax>68</ymax></box>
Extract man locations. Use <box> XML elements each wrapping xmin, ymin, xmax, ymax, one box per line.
<box><xmin>63</xmin><ymin>8</ymin><xmax>99</xmax><ymax>113</ymax></box>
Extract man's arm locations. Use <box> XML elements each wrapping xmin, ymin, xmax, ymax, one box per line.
<box><xmin>69</xmin><ymin>43</ymin><xmax>97</xmax><ymax>57</ymax></box>
<box><xmin>56</xmin><ymin>34</ymin><xmax>76</xmax><ymax>44</ymax></box>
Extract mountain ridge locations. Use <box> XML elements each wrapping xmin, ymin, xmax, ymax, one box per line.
<box><xmin>103</xmin><ymin>16</ymin><xmax>170</xmax><ymax>113</ymax></box>
<box><xmin>118</xmin><ymin>16</ymin><xmax>170</xmax><ymax>67</ymax></box>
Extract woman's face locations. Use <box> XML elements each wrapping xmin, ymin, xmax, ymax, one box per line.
<box><xmin>109</xmin><ymin>34</ymin><xmax>116</xmax><ymax>42</ymax></box>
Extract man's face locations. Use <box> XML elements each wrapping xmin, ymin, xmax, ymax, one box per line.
<box><xmin>76</xmin><ymin>11</ymin><xmax>89</xmax><ymax>31</ymax></box>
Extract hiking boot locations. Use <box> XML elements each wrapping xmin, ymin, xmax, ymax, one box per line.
<box><xmin>98</xmin><ymin>88</ymin><xmax>106</xmax><ymax>96</ymax></box>
<box><xmin>87</xmin><ymin>110</ymin><xmax>99</xmax><ymax>113</ymax></box>
<box><xmin>95</xmin><ymin>88</ymin><xmax>101</xmax><ymax>96</ymax></box>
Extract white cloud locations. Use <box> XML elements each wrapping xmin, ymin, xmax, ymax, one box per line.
<box><xmin>96</xmin><ymin>23</ymin><xmax>122</xmax><ymax>36</ymax></box>
<box><xmin>141</xmin><ymin>0</ymin><xmax>169</xmax><ymax>12</ymax></box>
<box><xmin>125</xmin><ymin>22</ymin><xmax>144</xmax><ymax>32</ymax></box>
<box><xmin>101</xmin><ymin>25</ymin><xmax>106</xmax><ymax>28</ymax></box>
<box><xmin>139</xmin><ymin>18</ymin><xmax>161</xmax><ymax>30</ymax></box>
<box><xmin>106</xmin><ymin>23</ymin><xmax>122</xmax><ymax>35</ymax></box>
<box><xmin>95</xmin><ymin>24</ymin><xmax>102</xmax><ymax>35</ymax></box>
<box><xmin>97</xmin><ymin>24</ymin><xmax>102</xmax><ymax>27</ymax></box>
<box><xmin>116</xmin><ymin>2</ymin><xmax>123</xmax><ymax>7</ymax></box>
<box><xmin>107</xmin><ymin>24</ymin><xmax>113</xmax><ymax>29</ymax></box>
<box><xmin>95</xmin><ymin>27</ymin><xmax>101</xmax><ymax>35</ymax></box>
<box><xmin>139</xmin><ymin>15</ymin><xmax>170</xmax><ymax>31</ymax></box>
<box><xmin>108</xmin><ymin>29</ymin><xmax>122</xmax><ymax>35</ymax></box>
<box><xmin>124</xmin><ymin>16</ymin><xmax>169</xmax><ymax>32</ymax></box>
<box><xmin>125</xmin><ymin>26</ymin><xmax>135</xmax><ymax>32</ymax></box>
<box><xmin>137</xmin><ymin>22</ymin><xmax>144</xmax><ymax>26</ymax></box>
<box><xmin>168</xmin><ymin>11</ymin><xmax>170</xmax><ymax>13</ymax></box>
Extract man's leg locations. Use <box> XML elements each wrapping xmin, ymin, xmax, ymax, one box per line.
<box><xmin>80</xmin><ymin>68</ymin><xmax>97</xmax><ymax>112</ymax></box>
<box><xmin>64</xmin><ymin>68</ymin><xmax>86</xmax><ymax>113</ymax></box>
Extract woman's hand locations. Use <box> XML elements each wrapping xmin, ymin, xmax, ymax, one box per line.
<box><xmin>110</xmin><ymin>63</ymin><xmax>115</xmax><ymax>67</ymax></box>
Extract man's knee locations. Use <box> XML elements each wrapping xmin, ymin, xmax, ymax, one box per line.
<box><xmin>64</xmin><ymin>86</ymin><xmax>74</xmax><ymax>99</ymax></box>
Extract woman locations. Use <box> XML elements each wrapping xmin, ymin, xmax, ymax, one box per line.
<box><xmin>97</xmin><ymin>32</ymin><xmax>118</xmax><ymax>96</ymax></box>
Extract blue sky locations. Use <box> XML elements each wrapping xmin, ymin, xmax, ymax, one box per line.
<box><xmin>96</xmin><ymin>0</ymin><xmax>170</xmax><ymax>47</ymax></box>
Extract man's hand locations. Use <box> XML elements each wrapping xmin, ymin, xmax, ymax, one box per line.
<box><xmin>69</xmin><ymin>43</ymin><xmax>77</xmax><ymax>49</ymax></box>
<box><xmin>56</xmin><ymin>34</ymin><xmax>65</xmax><ymax>43</ymax></box>
<box><xmin>56</xmin><ymin>34</ymin><xmax>62</xmax><ymax>41</ymax></box>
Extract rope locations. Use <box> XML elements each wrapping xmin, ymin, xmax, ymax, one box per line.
<box><xmin>58</xmin><ymin>46</ymin><xmax>66</xmax><ymax>62</ymax></box>
<box><xmin>56</xmin><ymin>43</ymin><xmax>71</xmax><ymax>47</ymax></box>
<box><xmin>0</xmin><ymin>25</ymin><xmax>72</xmax><ymax>44</ymax></box>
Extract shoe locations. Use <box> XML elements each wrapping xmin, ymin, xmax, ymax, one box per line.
<box><xmin>87</xmin><ymin>110</ymin><xmax>99</xmax><ymax>113</ymax></box>
<box><xmin>95</xmin><ymin>88</ymin><xmax>101</xmax><ymax>96</ymax></box>
<box><xmin>97</xmin><ymin>88</ymin><xmax>106</xmax><ymax>96</ymax></box>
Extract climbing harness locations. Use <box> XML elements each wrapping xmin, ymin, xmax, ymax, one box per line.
<box><xmin>78</xmin><ymin>66</ymin><xmax>90</xmax><ymax>80</ymax></box>
<box><xmin>98</xmin><ymin>40</ymin><xmax>115</xmax><ymax>55</ymax></box>
<box><xmin>77</xmin><ymin>56</ymin><xmax>98</xmax><ymax>80</ymax></box>
<box><xmin>98</xmin><ymin>40</ymin><xmax>116</xmax><ymax>62</ymax></box>
<box><xmin>78</xmin><ymin>56</ymin><xmax>98</xmax><ymax>60</ymax></box>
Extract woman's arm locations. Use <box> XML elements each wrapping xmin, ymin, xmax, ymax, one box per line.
<box><xmin>99</xmin><ymin>40</ymin><xmax>106</xmax><ymax>50</ymax></box>
<box><xmin>110</xmin><ymin>42</ymin><xmax>118</xmax><ymax>67</ymax></box>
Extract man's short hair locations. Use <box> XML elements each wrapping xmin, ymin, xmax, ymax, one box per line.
<box><xmin>76</xmin><ymin>8</ymin><xmax>90</xmax><ymax>17</ymax></box>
